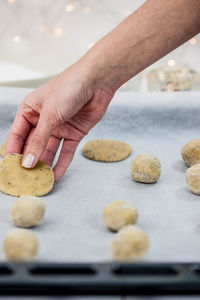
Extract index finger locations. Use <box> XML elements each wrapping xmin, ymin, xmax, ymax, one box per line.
<box><xmin>6</xmin><ymin>111</ymin><xmax>31</xmax><ymax>155</ymax></box>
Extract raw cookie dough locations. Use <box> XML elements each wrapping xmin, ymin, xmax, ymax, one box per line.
<box><xmin>181</xmin><ymin>138</ymin><xmax>200</xmax><ymax>167</ymax></box>
<box><xmin>0</xmin><ymin>153</ymin><xmax>54</xmax><ymax>197</ymax></box>
<box><xmin>103</xmin><ymin>200</ymin><xmax>138</xmax><ymax>231</ymax></box>
<box><xmin>111</xmin><ymin>225</ymin><xmax>150</xmax><ymax>262</ymax></box>
<box><xmin>186</xmin><ymin>163</ymin><xmax>200</xmax><ymax>195</ymax></box>
<box><xmin>82</xmin><ymin>139</ymin><xmax>132</xmax><ymax>162</ymax></box>
<box><xmin>3</xmin><ymin>228</ymin><xmax>38</xmax><ymax>261</ymax></box>
<box><xmin>130</xmin><ymin>154</ymin><xmax>161</xmax><ymax>183</ymax></box>
<box><xmin>11</xmin><ymin>196</ymin><xmax>46</xmax><ymax>228</ymax></box>
<box><xmin>0</xmin><ymin>141</ymin><xmax>6</xmax><ymax>157</ymax></box>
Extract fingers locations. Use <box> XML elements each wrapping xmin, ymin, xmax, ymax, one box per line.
<box><xmin>40</xmin><ymin>136</ymin><xmax>61</xmax><ymax>166</ymax></box>
<box><xmin>22</xmin><ymin>127</ymin><xmax>35</xmax><ymax>155</ymax></box>
<box><xmin>6</xmin><ymin>112</ymin><xmax>31</xmax><ymax>155</ymax></box>
<box><xmin>53</xmin><ymin>139</ymin><xmax>80</xmax><ymax>182</ymax></box>
<box><xmin>23</xmin><ymin>127</ymin><xmax>61</xmax><ymax>167</ymax></box>
<box><xmin>22</xmin><ymin>109</ymin><xmax>55</xmax><ymax>168</ymax></box>
<box><xmin>6</xmin><ymin>92</ymin><xmax>41</xmax><ymax>156</ymax></box>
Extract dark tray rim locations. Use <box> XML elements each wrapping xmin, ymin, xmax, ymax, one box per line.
<box><xmin>0</xmin><ymin>262</ymin><xmax>200</xmax><ymax>296</ymax></box>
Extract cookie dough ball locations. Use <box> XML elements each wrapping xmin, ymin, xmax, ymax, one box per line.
<box><xmin>186</xmin><ymin>163</ymin><xmax>200</xmax><ymax>195</ymax></box>
<box><xmin>111</xmin><ymin>225</ymin><xmax>150</xmax><ymax>262</ymax></box>
<box><xmin>103</xmin><ymin>200</ymin><xmax>138</xmax><ymax>231</ymax></box>
<box><xmin>3</xmin><ymin>229</ymin><xmax>38</xmax><ymax>261</ymax></box>
<box><xmin>0</xmin><ymin>153</ymin><xmax>54</xmax><ymax>197</ymax></box>
<box><xmin>82</xmin><ymin>139</ymin><xmax>132</xmax><ymax>162</ymax></box>
<box><xmin>130</xmin><ymin>154</ymin><xmax>161</xmax><ymax>183</ymax></box>
<box><xmin>11</xmin><ymin>196</ymin><xmax>46</xmax><ymax>228</ymax></box>
<box><xmin>0</xmin><ymin>141</ymin><xmax>6</xmax><ymax>158</ymax></box>
<box><xmin>181</xmin><ymin>138</ymin><xmax>200</xmax><ymax>167</ymax></box>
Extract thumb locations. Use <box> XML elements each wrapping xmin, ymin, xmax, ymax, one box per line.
<box><xmin>22</xmin><ymin>109</ymin><xmax>54</xmax><ymax>169</ymax></box>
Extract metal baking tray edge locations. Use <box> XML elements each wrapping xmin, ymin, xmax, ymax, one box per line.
<box><xmin>0</xmin><ymin>262</ymin><xmax>200</xmax><ymax>295</ymax></box>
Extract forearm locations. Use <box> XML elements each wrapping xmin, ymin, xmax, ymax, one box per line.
<box><xmin>83</xmin><ymin>0</ymin><xmax>200</xmax><ymax>94</ymax></box>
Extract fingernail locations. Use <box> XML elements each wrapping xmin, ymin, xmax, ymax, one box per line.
<box><xmin>22</xmin><ymin>154</ymin><xmax>35</xmax><ymax>168</ymax></box>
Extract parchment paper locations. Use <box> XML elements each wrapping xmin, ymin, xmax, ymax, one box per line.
<box><xmin>0</xmin><ymin>87</ymin><xmax>200</xmax><ymax>263</ymax></box>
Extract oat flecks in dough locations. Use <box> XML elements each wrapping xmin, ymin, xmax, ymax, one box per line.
<box><xmin>11</xmin><ymin>196</ymin><xmax>46</xmax><ymax>228</ymax></box>
<box><xmin>82</xmin><ymin>139</ymin><xmax>132</xmax><ymax>162</ymax></box>
<box><xmin>111</xmin><ymin>225</ymin><xmax>150</xmax><ymax>262</ymax></box>
<box><xmin>186</xmin><ymin>163</ymin><xmax>200</xmax><ymax>195</ymax></box>
<box><xmin>3</xmin><ymin>228</ymin><xmax>38</xmax><ymax>261</ymax></box>
<box><xmin>181</xmin><ymin>138</ymin><xmax>200</xmax><ymax>167</ymax></box>
<box><xmin>130</xmin><ymin>154</ymin><xmax>161</xmax><ymax>183</ymax></box>
<box><xmin>0</xmin><ymin>153</ymin><xmax>54</xmax><ymax>197</ymax></box>
<box><xmin>103</xmin><ymin>200</ymin><xmax>138</xmax><ymax>231</ymax></box>
<box><xmin>0</xmin><ymin>141</ymin><xmax>6</xmax><ymax>158</ymax></box>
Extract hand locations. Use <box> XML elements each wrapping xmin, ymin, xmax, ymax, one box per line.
<box><xmin>6</xmin><ymin>60</ymin><xmax>114</xmax><ymax>181</ymax></box>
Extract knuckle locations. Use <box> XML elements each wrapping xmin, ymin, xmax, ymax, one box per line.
<box><xmin>17</xmin><ymin>101</ymin><xmax>34</xmax><ymax>119</ymax></box>
<box><xmin>43</xmin><ymin>148</ymin><xmax>55</xmax><ymax>159</ymax></box>
<box><xmin>31</xmin><ymin>134</ymin><xmax>43</xmax><ymax>146</ymax></box>
<box><xmin>56</xmin><ymin>164</ymin><xmax>66</xmax><ymax>172</ymax></box>
<box><xmin>19</xmin><ymin>94</ymin><xmax>34</xmax><ymax>110</ymax></box>
<box><xmin>18</xmin><ymin>103</ymin><xmax>30</xmax><ymax>115</ymax></box>
<box><xmin>10</xmin><ymin>131</ymin><xmax>25</xmax><ymax>144</ymax></box>
<box><xmin>42</xmin><ymin>104</ymin><xmax>58</xmax><ymax>129</ymax></box>
<box><xmin>49</xmin><ymin>116</ymin><xmax>58</xmax><ymax>130</ymax></box>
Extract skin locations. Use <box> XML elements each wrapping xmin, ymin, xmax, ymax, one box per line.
<box><xmin>6</xmin><ymin>0</ymin><xmax>200</xmax><ymax>182</ymax></box>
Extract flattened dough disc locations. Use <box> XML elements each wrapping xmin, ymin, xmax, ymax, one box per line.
<box><xmin>82</xmin><ymin>139</ymin><xmax>132</xmax><ymax>162</ymax></box>
<box><xmin>0</xmin><ymin>154</ymin><xmax>54</xmax><ymax>197</ymax></box>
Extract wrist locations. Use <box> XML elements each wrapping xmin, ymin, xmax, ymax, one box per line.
<box><xmin>79</xmin><ymin>48</ymin><xmax>120</xmax><ymax>98</ymax></box>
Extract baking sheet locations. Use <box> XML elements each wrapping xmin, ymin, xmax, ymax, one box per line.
<box><xmin>0</xmin><ymin>87</ymin><xmax>200</xmax><ymax>263</ymax></box>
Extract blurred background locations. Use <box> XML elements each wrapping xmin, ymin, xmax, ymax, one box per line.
<box><xmin>0</xmin><ymin>0</ymin><xmax>199</xmax><ymax>91</ymax></box>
